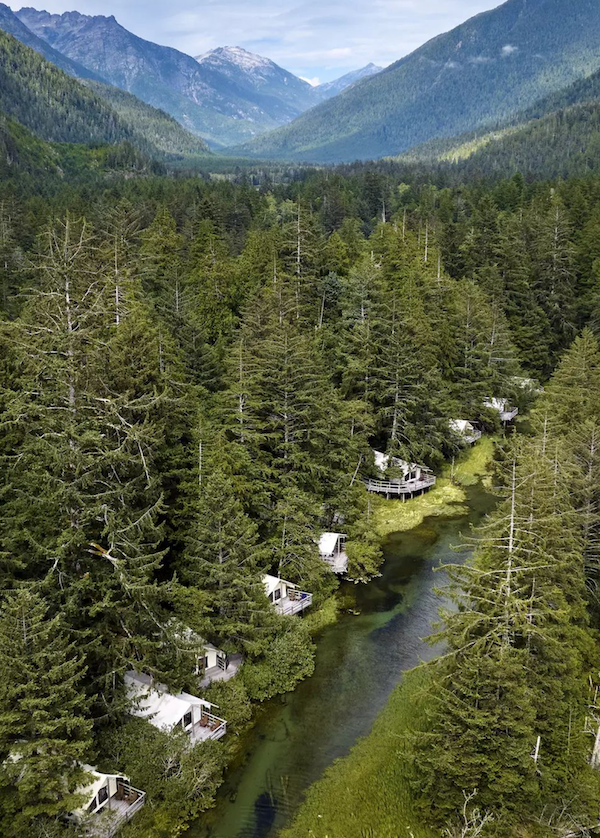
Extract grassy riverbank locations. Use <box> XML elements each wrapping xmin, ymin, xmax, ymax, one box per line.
<box><xmin>374</xmin><ymin>437</ymin><xmax>495</xmax><ymax>537</ymax></box>
<box><xmin>279</xmin><ymin>666</ymin><xmax>437</xmax><ymax>838</ymax></box>
<box><xmin>280</xmin><ymin>440</ymin><xmax>497</xmax><ymax>838</ymax></box>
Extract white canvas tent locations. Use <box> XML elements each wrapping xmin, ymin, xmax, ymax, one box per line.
<box><xmin>125</xmin><ymin>671</ymin><xmax>226</xmax><ymax>742</ymax></box>
<box><xmin>263</xmin><ymin>574</ymin><xmax>313</xmax><ymax>615</ymax></box>
<box><xmin>318</xmin><ymin>532</ymin><xmax>348</xmax><ymax>574</ymax></box>
<box><xmin>484</xmin><ymin>398</ymin><xmax>519</xmax><ymax>423</ymax></box>
<box><xmin>372</xmin><ymin>449</ymin><xmax>429</xmax><ymax>482</ymax></box>
<box><xmin>70</xmin><ymin>766</ymin><xmax>146</xmax><ymax>837</ymax></box>
<box><xmin>449</xmin><ymin>420</ymin><xmax>482</xmax><ymax>445</ymax></box>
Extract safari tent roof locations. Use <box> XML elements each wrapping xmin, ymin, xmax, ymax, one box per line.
<box><xmin>485</xmin><ymin>398</ymin><xmax>506</xmax><ymax>411</ymax></box>
<box><xmin>171</xmin><ymin>623</ymin><xmax>222</xmax><ymax>656</ymax></box>
<box><xmin>262</xmin><ymin>574</ymin><xmax>296</xmax><ymax>597</ymax></box>
<box><xmin>373</xmin><ymin>449</ymin><xmax>410</xmax><ymax>472</ymax></box>
<box><xmin>125</xmin><ymin>671</ymin><xmax>214</xmax><ymax>730</ymax></box>
<box><xmin>372</xmin><ymin>449</ymin><xmax>429</xmax><ymax>474</ymax></box>
<box><xmin>450</xmin><ymin>419</ymin><xmax>475</xmax><ymax>434</ymax></box>
<box><xmin>319</xmin><ymin>532</ymin><xmax>345</xmax><ymax>555</ymax></box>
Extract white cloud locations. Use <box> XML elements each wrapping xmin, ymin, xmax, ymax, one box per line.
<box><xmin>502</xmin><ymin>44</ymin><xmax>519</xmax><ymax>55</ymax></box>
<box><xmin>300</xmin><ymin>76</ymin><xmax>321</xmax><ymax>86</ymax></box>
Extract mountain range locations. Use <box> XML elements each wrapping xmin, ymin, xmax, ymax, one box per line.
<box><xmin>235</xmin><ymin>0</ymin><xmax>600</xmax><ymax>162</ymax></box>
<box><xmin>0</xmin><ymin>25</ymin><xmax>209</xmax><ymax>161</ymax></box>
<box><xmin>2</xmin><ymin>0</ymin><xmax>600</xmax><ymax>172</ymax></box>
<box><xmin>10</xmin><ymin>6</ymin><xmax>381</xmax><ymax>148</ymax></box>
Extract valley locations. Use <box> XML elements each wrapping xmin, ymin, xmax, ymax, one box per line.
<box><xmin>2</xmin><ymin>2</ymin><xmax>600</xmax><ymax>838</ymax></box>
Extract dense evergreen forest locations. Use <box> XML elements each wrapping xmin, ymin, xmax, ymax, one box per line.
<box><xmin>0</xmin><ymin>29</ymin><xmax>209</xmax><ymax>163</ymax></box>
<box><xmin>2</xmin><ymin>127</ymin><xmax>600</xmax><ymax>838</ymax></box>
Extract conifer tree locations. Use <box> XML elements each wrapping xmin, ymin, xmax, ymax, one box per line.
<box><xmin>530</xmin><ymin>200</ymin><xmax>577</xmax><ymax>358</ymax></box>
<box><xmin>181</xmin><ymin>470</ymin><xmax>273</xmax><ymax>656</ymax></box>
<box><xmin>495</xmin><ymin>212</ymin><xmax>551</xmax><ymax>374</ymax></box>
<box><xmin>376</xmin><ymin>277</ymin><xmax>446</xmax><ymax>464</ymax></box>
<box><xmin>0</xmin><ymin>588</ymin><xmax>92</xmax><ymax>835</ymax></box>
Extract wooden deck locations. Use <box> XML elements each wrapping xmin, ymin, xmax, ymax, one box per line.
<box><xmin>200</xmin><ymin>653</ymin><xmax>243</xmax><ymax>688</ymax></box>
<box><xmin>86</xmin><ymin>785</ymin><xmax>146</xmax><ymax>837</ymax></box>
<box><xmin>464</xmin><ymin>429</ymin><xmax>483</xmax><ymax>445</ymax></box>
<box><xmin>500</xmin><ymin>408</ymin><xmax>519</xmax><ymax>423</ymax></box>
<box><xmin>276</xmin><ymin>592</ymin><xmax>313</xmax><ymax>616</ymax></box>
<box><xmin>364</xmin><ymin>474</ymin><xmax>437</xmax><ymax>498</ymax></box>
<box><xmin>323</xmin><ymin>551</ymin><xmax>348</xmax><ymax>574</ymax></box>
<box><xmin>189</xmin><ymin>712</ymin><xmax>227</xmax><ymax>743</ymax></box>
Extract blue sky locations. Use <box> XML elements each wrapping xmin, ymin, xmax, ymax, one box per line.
<box><xmin>8</xmin><ymin>0</ymin><xmax>503</xmax><ymax>82</ymax></box>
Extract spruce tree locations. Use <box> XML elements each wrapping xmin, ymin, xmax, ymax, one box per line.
<box><xmin>181</xmin><ymin>470</ymin><xmax>273</xmax><ymax>656</ymax></box>
<box><xmin>0</xmin><ymin>588</ymin><xmax>92</xmax><ymax>835</ymax></box>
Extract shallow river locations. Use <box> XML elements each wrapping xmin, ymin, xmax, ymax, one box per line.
<box><xmin>189</xmin><ymin>484</ymin><xmax>495</xmax><ymax>838</ymax></box>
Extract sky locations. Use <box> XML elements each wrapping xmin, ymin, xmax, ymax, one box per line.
<box><xmin>7</xmin><ymin>0</ymin><xmax>503</xmax><ymax>83</ymax></box>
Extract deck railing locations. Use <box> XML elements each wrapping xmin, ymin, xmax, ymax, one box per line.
<box><xmin>364</xmin><ymin>474</ymin><xmax>437</xmax><ymax>497</ymax></box>
<box><xmin>465</xmin><ymin>429</ymin><xmax>483</xmax><ymax>444</ymax></box>
<box><xmin>322</xmin><ymin>552</ymin><xmax>348</xmax><ymax>574</ymax></box>
<box><xmin>86</xmin><ymin>786</ymin><xmax>146</xmax><ymax>838</ymax></box>
<box><xmin>278</xmin><ymin>592</ymin><xmax>313</xmax><ymax>615</ymax></box>
<box><xmin>500</xmin><ymin>408</ymin><xmax>519</xmax><ymax>422</ymax></box>
<box><xmin>196</xmin><ymin>712</ymin><xmax>227</xmax><ymax>740</ymax></box>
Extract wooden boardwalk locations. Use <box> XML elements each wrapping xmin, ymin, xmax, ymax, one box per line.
<box><xmin>364</xmin><ymin>475</ymin><xmax>437</xmax><ymax>498</ymax></box>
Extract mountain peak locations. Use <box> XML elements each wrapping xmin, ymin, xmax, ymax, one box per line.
<box><xmin>196</xmin><ymin>46</ymin><xmax>277</xmax><ymax>74</ymax></box>
<box><xmin>316</xmin><ymin>63</ymin><xmax>383</xmax><ymax>97</ymax></box>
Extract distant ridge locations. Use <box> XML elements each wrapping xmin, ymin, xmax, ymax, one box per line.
<box><xmin>14</xmin><ymin>7</ymin><xmax>386</xmax><ymax>148</ymax></box>
<box><xmin>232</xmin><ymin>0</ymin><xmax>600</xmax><ymax>163</ymax></box>
<box><xmin>316</xmin><ymin>64</ymin><xmax>382</xmax><ymax>98</ymax></box>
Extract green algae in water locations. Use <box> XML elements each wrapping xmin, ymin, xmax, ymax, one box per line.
<box><xmin>189</xmin><ymin>482</ymin><xmax>496</xmax><ymax>838</ymax></box>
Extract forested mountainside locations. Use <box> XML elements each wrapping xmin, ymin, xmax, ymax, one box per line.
<box><xmin>400</xmin><ymin>59</ymin><xmax>600</xmax><ymax>170</ymax></box>
<box><xmin>0</xmin><ymin>111</ymin><xmax>168</xmax><ymax>188</ymax></box>
<box><xmin>2</xmin><ymin>88</ymin><xmax>600</xmax><ymax>834</ymax></box>
<box><xmin>0</xmin><ymin>2</ymin><xmax>100</xmax><ymax>80</ymax></box>
<box><xmin>12</xmin><ymin>7</ymin><xmax>358</xmax><ymax>148</ymax></box>
<box><xmin>398</xmin><ymin>97</ymin><xmax>600</xmax><ymax>182</ymax></box>
<box><xmin>234</xmin><ymin>0</ymin><xmax>600</xmax><ymax>163</ymax></box>
<box><xmin>0</xmin><ymin>29</ymin><xmax>209</xmax><ymax>161</ymax></box>
<box><xmin>83</xmin><ymin>81</ymin><xmax>210</xmax><ymax>160</ymax></box>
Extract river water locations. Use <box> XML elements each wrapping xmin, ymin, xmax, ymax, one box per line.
<box><xmin>189</xmin><ymin>484</ymin><xmax>495</xmax><ymax>838</ymax></box>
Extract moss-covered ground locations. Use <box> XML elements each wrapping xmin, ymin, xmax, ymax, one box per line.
<box><xmin>279</xmin><ymin>666</ymin><xmax>437</xmax><ymax>838</ymax></box>
<box><xmin>373</xmin><ymin>437</ymin><xmax>496</xmax><ymax>537</ymax></box>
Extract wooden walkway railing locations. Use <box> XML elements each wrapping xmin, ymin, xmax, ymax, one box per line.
<box><xmin>86</xmin><ymin>786</ymin><xmax>146</xmax><ymax>838</ymax></box>
<box><xmin>364</xmin><ymin>475</ymin><xmax>437</xmax><ymax>497</ymax></box>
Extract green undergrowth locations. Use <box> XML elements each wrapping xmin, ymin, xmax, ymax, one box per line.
<box><xmin>373</xmin><ymin>479</ymin><xmax>466</xmax><ymax>536</ymax></box>
<box><xmin>279</xmin><ymin>665</ymin><xmax>438</xmax><ymax>838</ymax></box>
<box><xmin>304</xmin><ymin>595</ymin><xmax>340</xmax><ymax>636</ymax></box>
<box><xmin>446</xmin><ymin>436</ymin><xmax>496</xmax><ymax>488</ymax></box>
<box><xmin>373</xmin><ymin>438</ymin><xmax>496</xmax><ymax>537</ymax></box>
